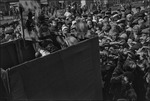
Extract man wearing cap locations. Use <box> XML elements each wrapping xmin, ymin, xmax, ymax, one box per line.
<box><xmin>140</xmin><ymin>28</ymin><xmax>150</xmax><ymax>45</ymax></box>
<box><xmin>64</xmin><ymin>7</ymin><xmax>71</xmax><ymax>18</ymax></box>
<box><xmin>133</xmin><ymin>7</ymin><xmax>142</xmax><ymax>20</ymax></box>
<box><xmin>137</xmin><ymin>16</ymin><xmax>145</xmax><ymax>27</ymax></box>
<box><xmin>126</xmin><ymin>14</ymin><xmax>133</xmax><ymax>28</ymax></box>
<box><xmin>129</xmin><ymin>25</ymin><xmax>141</xmax><ymax>42</ymax></box>
<box><xmin>50</xmin><ymin>20</ymin><xmax>59</xmax><ymax>33</ymax></box>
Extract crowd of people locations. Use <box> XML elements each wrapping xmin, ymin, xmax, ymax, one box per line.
<box><xmin>0</xmin><ymin>2</ymin><xmax>150</xmax><ymax>101</ymax></box>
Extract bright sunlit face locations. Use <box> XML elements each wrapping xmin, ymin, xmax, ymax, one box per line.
<box><xmin>126</xmin><ymin>15</ymin><xmax>132</xmax><ymax>21</ymax></box>
<box><xmin>52</xmin><ymin>20</ymin><xmax>57</xmax><ymax>27</ymax></box>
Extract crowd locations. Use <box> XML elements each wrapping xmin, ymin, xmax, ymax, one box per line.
<box><xmin>0</xmin><ymin>2</ymin><xmax>150</xmax><ymax>101</ymax></box>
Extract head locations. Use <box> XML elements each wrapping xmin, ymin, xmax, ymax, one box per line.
<box><xmin>140</xmin><ymin>33</ymin><xmax>148</xmax><ymax>43</ymax></box>
<box><xmin>102</xmin><ymin>24</ymin><xmax>111</xmax><ymax>32</ymax></box>
<box><xmin>87</xmin><ymin>20</ymin><xmax>93</xmax><ymax>28</ymax></box>
<box><xmin>133</xmin><ymin>25</ymin><xmax>140</xmax><ymax>35</ymax></box>
<box><xmin>127</xmin><ymin>38</ymin><xmax>133</xmax><ymax>45</ymax></box>
<box><xmin>40</xmin><ymin>29</ymin><xmax>50</xmax><ymax>37</ymax></box>
<box><xmin>118</xmin><ymin>23</ymin><xmax>126</xmax><ymax>31</ymax></box>
<box><xmin>103</xmin><ymin>16</ymin><xmax>109</xmax><ymax>24</ymax></box>
<box><xmin>124</xmin><ymin>59</ymin><xmax>137</xmax><ymax>71</ymax></box>
<box><xmin>71</xmin><ymin>26</ymin><xmax>77</xmax><ymax>36</ymax></box>
<box><xmin>136</xmin><ymin>7</ymin><xmax>141</xmax><ymax>13</ymax></box>
<box><xmin>76</xmin><ymin>20</ymin><xmax>88</xmax><ymax>38</ymax></box>
<box><xmin>51</xmin><ymin>20</ymin><xmax>57</xmax><ymax>27</ymax></box>
<box><xmin>126</xmin><ymin>14</ymin><xmax>133</xmax><ymax>21</ymax></box>
<box><xmin>138</xmin><ymin>17</ymin><xmax>145</xmax><ymax>25</ymax></box>
<box><xmin>62</xmin><ymin>25</ymin><xmax>69</xmax><ymax>35</ymax></box>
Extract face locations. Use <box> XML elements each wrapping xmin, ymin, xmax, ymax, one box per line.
<box><xmin>138</xmin><ymin>19</ymin><xmax>144</xmax><ymax>25</ymax></box>
<box><xmin>136</xmin><ymin>8</ymin><xmax>140</xmax><ymax>13</ymax></box>
<box><xmin>111</xmin><ymin>34</ymin><xmax>117</xmax><ymax>41</ymax></box>
<box><xmin>129</xmin><ymin>61</ymin><xmax>137</xmax><ymax>69</ymax></box>
<box><xmin>140</xmin><ymin>33</ymin><xmax>147</xmax><ymax>42</ymax></box>
<box><xmin>109</xmin><ymin>47</ymin><xmax>114</xmax><ymax>53</ymax></box>
<box><xmin>127</xmin><ymin>15</ymin><xmax>132</xmax><ymax>21</ymax></box>
<box><xmin>41</xmin><ymin>31</ymin><xmax>49</xmax><ymax>37</ymax></box>
<box><xmin>52</xmin><ymin>21</ymin><xmax>57</xmax><ymax>27</ymax></box>
<box><xmin>71</xmin><ymin>28</ymin><xmax>77</xmax><ymax>36</ymax></box>
<box><xmin>63</xmin><ymin>28</ymin><xmax>69</xmax><ymax>35</ymax></box>
<box><xmin>87</xmin><ymin>20</ymin><xmax>92</xmax><ymax>26</ymax></box>
<box><xmin>128</xmin><ymin>39</ymin><xmax>133</xmax><ymax>44</ymax></box>
<box><xmin>103</xmin><ymin>17</ymin><xmax>109</xmax><ymax>23</ymax></box>
<box><xmin>133</xmin><ymin>28</ymin><xmax>139</xmax><ymax>35</ymax></box>
<box><xmin>103</xmin><ymin>21</ymin><xmax>109</xmax><ymax>26</ymax></box>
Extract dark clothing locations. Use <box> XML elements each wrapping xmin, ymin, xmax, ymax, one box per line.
<box><xmin>39</xmin><ymin>34</ymin><xmax>61</xmax><ymax>53</ymax></box>
<box><xmin>110</xmin><ymin>60</ymin><xmax>125</xmax><ymax>100</ymax></box>
<box><xmin>133</xmin><ymin>66</ymin><xmax>146</xmax><ymax>101</ymax></box>
<box><xmin>26</xmin><ymin>19</ymin><xmax>34</xmax><ymax>32</ymax></box>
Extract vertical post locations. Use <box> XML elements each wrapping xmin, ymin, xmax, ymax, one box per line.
<box><xmin>19</xmin><ymin>4</ymin><xmax>26</xmax><ymax>48</ymax></box>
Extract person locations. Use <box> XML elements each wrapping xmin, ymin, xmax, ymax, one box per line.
<box><xmin>64</xmin><ymin>7</ymin><xmax>71</xmax><ymax>18</ymax></box>
<box><xmin>26</xmin><ymin>9</ymin><xmax>34</xmax><ymax>34</ymax></box>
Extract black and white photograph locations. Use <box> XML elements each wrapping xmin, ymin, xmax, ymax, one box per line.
<box><xmin>0</xmin><ymin>0</ymin><xmax>150</xmax><ymax>101</ymax></box>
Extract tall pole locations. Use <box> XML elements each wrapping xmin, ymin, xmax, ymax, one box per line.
<box><xmin>19</xmin><ymin>4</ymin><xmax>26</xmax><ymax>48</ymax></box>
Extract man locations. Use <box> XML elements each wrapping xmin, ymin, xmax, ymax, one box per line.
<box><xmin>64</xmin><ymin>7</ymin><xmax>71</xmax><ymax>18</ymax></box>
<box><xmin>110</xmin><ymin>52</ymin><xmax>137</xmax><ymax>101</ymax></box>
<box><xmin>26</xmin><ymin>9</ymin><xmax>34</xmax><ymax>34</ymax></box>
<box><xmin>133</xmin><ymin>7</ymin><xmax>142</xmax><ymax>20</ymax></box>
<box><xmin>129</xmin><ymin>25</ymin><xmax>141</xmax><ymax>41</ymax></box>
<box><xmin>61</xmin><ymin>24</ymin><xmax>78</xmax><ymax>47</ymax></box>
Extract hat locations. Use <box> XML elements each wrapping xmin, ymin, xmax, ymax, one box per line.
<box><xmin>87</xmin><ymin>13</ymin><xmax>92</xmax><ymax>17</ymax></box>
<box><xmin>131</xmin><ymin>43</ymin><xmax>142</xmax><ymax>51</ymax></box>
<box><xmin>133</xmin><ymin>25</ymin><xmax>140</xmax><ymax>31</ymax></box>
<box><xmin>97</xmin><ymin>13</ymin><xmax>102</xmax><ymax>17</ymax></box>
<box><xmin>93</xmin><ymin>10</ymin><xmax>98</xmax><ymax>14</ymax></box>
<box><xmin>112</xmin><ymin>14</ymin><xmax>119</xmax><ymax>18</ymax></box>
<box><xmin>127</xmin><ymin>14</ymin><xmax>132</xmax><ymax>18</ymax></box>
<box><xmin>99</xmin><ymin>18</ymin><xmax>103</xmax><ymax>22</ymax></box>
<box><xmin>72</xmin><ymin>20</ymin><xmax>76</xmax><ymax>25</ymax></box>
<box><xmin>141</xmin><ymin>28</ymin><xmax>150</xmax><ymax>34</ymax></box>
<box><xmin>137</xmin><ymin>12</ymin><xmax>145</xmax><ymax>18</ymax></box>
<box><xmin>127</xmin><ymin>51</ymin><xmax>135</xmax><ymax>58</ymax></box>
<box><xmin>121</xmin><ymin>7</ymin><xmax>125</xmax><ymax>11</ymax></box>
<box><xmin>117</xmin><ymin>18</ymin><xmax>126</xmax><ymax>24</ymax></box>
<box><xmin>58</xmin><ymin>16</ymin><xmax>66</xmax><ymax>19</ymax></box>
<box><xmin>119</xmin><ymin>33</ymin><xmax>127</xmax><ymax>39</ymax></box>
<box><xmin>71</xmin><ymin>25</ymin><xmax>76</xmax><ymax>29</ymax></box>
<box><xmin>82</xmin><ymin>14</ymin><xmax>88</xmax><ymax>17</ymax></box>
<box><xmin>102</xmin><ymin>25</ymin><xmax>111</xmax><ymax>32</ymax></box>
<box><xmin>105</xmin><ymin>10</ymin><xmax>111</xmax><ymax>15</ymax></box>
<box><xmin>103</xmin><ymin>15</ymin><xmax>109</xmax><ymax>19</ymax></box>
<box><xmin>132</xmin><ymin>18</ymin><xmax>139</xmax><ymax>25</ymax></box>
<box><xmin>136</xmin><ymin>6</ymin><xmax>141</xmax><ymax>10</ymax></box>
<box><xmin>101</xmin><ymin>10</ymin><xmax>105</xmax><ymax>14</ymax></box>
<box><xmin>111</xmin><ymin>11</ymin><xmax>119</xmax><ymax>16</ymax></box>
